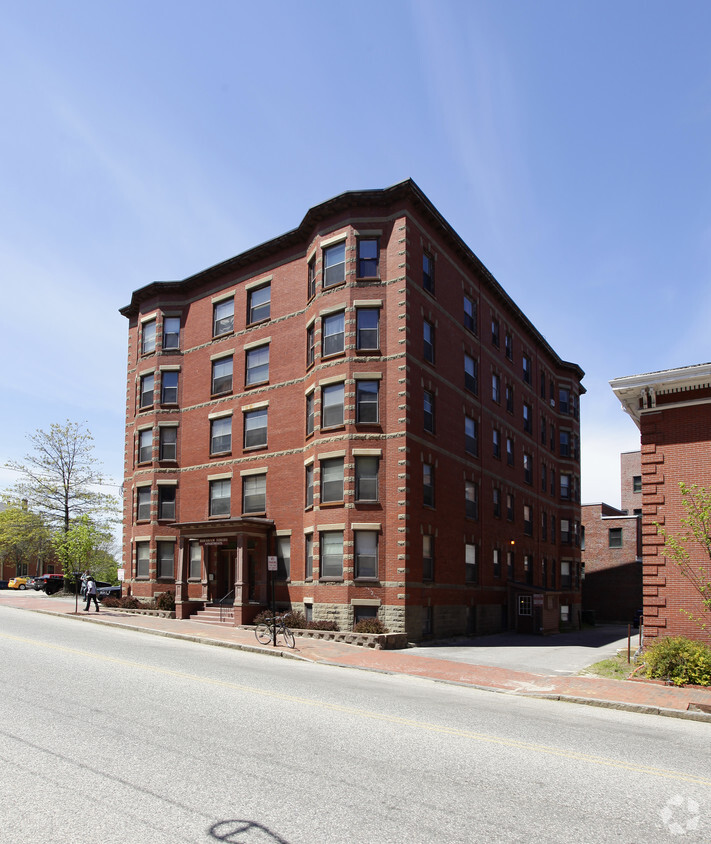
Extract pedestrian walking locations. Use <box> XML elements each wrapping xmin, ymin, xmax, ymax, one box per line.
<box><xmin>84</xmin><ymin>575</ymin><xmax>99</xmax><ymax>612</ymax></box>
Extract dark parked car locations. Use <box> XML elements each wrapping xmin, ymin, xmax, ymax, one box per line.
<box><xmin>36</xmin><ymin>574</ymin><xmax>65</xmax><ymax>594</ymax></box>
<box><xmin>80</xmin><ymin>580</ymin><xmax>121</xmax><ymax>601</ymax></box>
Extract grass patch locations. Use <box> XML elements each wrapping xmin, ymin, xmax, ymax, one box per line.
<box><xmin>580</xmin><ymin>652</ymin><xmax>637</xmax><ymax>680</ymax></box>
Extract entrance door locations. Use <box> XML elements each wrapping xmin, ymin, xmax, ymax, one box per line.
<box><xmin>215</xmin><ymin>548</ymin><xmax>236</xmax><ymax>604</ymax></box>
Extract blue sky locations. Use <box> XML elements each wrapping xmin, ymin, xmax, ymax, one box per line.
<box><xmin>1</xmin><ymin>0</ymin><xmax>710</xmax><ymax>512</ymax></box>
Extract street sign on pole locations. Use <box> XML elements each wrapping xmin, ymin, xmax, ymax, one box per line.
<box><xmin>267</xmin><ymin>556</ymin><xmax>278</xmax><ymax>571</ymax></box>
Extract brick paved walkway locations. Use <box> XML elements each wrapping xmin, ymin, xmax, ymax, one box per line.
<box><xmin>3</xmin><ymin>593</ymin><xmax>710</xmax><ymax>721</ymax></box>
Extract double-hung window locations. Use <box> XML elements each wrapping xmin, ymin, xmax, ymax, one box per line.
<box><xmin>322</xmin><ymin>383</ymin><xmax>344</xmax><ymax>428</ymax></box>
<box><xmin>307</xmin><ymin>257</ymin><xmax>316</xmax><ymax>299</ymax></box>
<box><xmin>523</xmin><ymin>403</ymin><xmax>532</xmax><ymax>434</ymax></box>
<box><xmin>423</xmin><ymin>463</ymin><xmax>434</xmax><ymax>507</ymax></box>
<box><xmin>560</xmin><ymin>431</ymin><xmax>570</xmax><ymax>457</ymax></box>
<box><xmin>243</xmin><ymin>407</ymin><xmax>267</xmax><ymax>449</ymax></box>
<box><xmin>493</xmin><ymin>429</ymin><xmax>501</xmax><ymax>459</ymax></box>
<box><xmin>492</xmin><ymin>374</ymin><xmax>500</xmax><ymax>403</ymax></box>
<box><xmin>162</xmin><ymin>317</ymin><xmax>180</xmax><ymax>350</ymax></box>
<box><xmin>138</xmin><ymin>429</ymin><xmax>152</xmax><ymax>463</ymax></box>
<box><xmin>354</xmin><ymin>531</ymin><xmax>378</xmax><ymax>579</ymax></box>
<box><xmin>306</xmin><ymin>324</ymin><xmax>315</xmax><ymax>368</ymax></box>
<box><xmin>356</xmin><ymin>308</ymin><xmax>379</xmax><ymax>350</ymax></box>
<box><xmin>356</xmin><ymin>380</ymin><xmax>379</xmax><ymax>424</ymax></box>
<box><xmin>213</xmin><ymin>297</ymin><xmax>234</xmax><ymax>336</ymax></box>
<box><xmin>523</xmin><ymin>452</ymin><xmax>533</xmax><ymax>484</ymax></box>
<box><xmin>320</xmin><ymin>530</ymin><xmax>344</xmax><ymax>578</ymax></box>
<box><xmin>306</xmin><ymin>391</ymin><xmax>315</xmax><ymax>436</ymax></box>
<box><xmin>305</xmin><ymin>463</ymin><xmax>314</xmax><ymax>509</ymax></box>
<box><xmin>524</xmin><ymin>505</ymin><xmax>533</xmax><ymax>536</ymax></box>
<box><xmin>157</xmin><ymin>542</ymin><xmax>174</xmax><ymax>579</ymax></box>
<box><xmin>464</xmin><ymin>295</ymin><xmax>476</xmax><ymax>333</ymax></box>
<box><xmin>358</xmin><ymin>238</ymin><xmax>379</xmax><ymax>277</ymax></box>
<box><xmin>320</xmin><ymin>458</ymin><xmax>344</xmax><ymax>503</ymax></box>
<box><xmin>189</xmin><ymin>542</ymin><xmax>202</xmax><ymax>580</ymax></box>
<box><xmin>159</xmin><ymin>426</ymin><xmax>177</xmax><ymax>461</ymax></box>
<box><xmin>464</xmin><ymin>354</ymin><xmax>478</xmax><ymax>394</ymax></box>
<box><xmin>136</xmin><ymin>486</ymin><xmax>151</xmax><ymax>521</ymax></box>
<box><xmin>242</xmin><ymin>473</ymin><xmax>266</xmax><ymax>514</ymax></box>
<box><xmin>491</xmin><ymin>319</ymin><xmax>500</xmax><ymax>347</ymax></box>
<box><xmin>305</xmin><ymin>534</ymin><xmax>313</xmax><ymax>579</ymax></box>
<box><xmin>522</xmin><ymin>354</ymin><xmax>531</xmax><ymax>385</ymax></box>
<box><xmin>211</xmin><ymin>356</ymin><xmax>233</xmax><ymax>395</ymax></box>
<box><xmin>465</xmin><ymin>544</ymin><xmax>478</xmax><ymax>584</ymax></box>
<box><xmin>209</xmin><ymin>478</ymin><xmax>231</xmax><ymax>517</ymax></box>
<box><xmin>560</xmin><ymin>473</ymin><xmax>571</xmax><ymax>500</ymax></box>
<box><xmin>276</xmin><ymin>536</ymin><xmax>290</xmax><ymax>580</ymax></box>
<box><xmin>422</xmin><ymin>535</ymin><xmax>434</xmax><ymax>581</ymax></box>
<box><xmin>465</xmin><ymin>480</ymin><xmax>478</xmax><ymax>519</ymax></box>
<box><xmin>465</xmin><ymin>417</ymin><xmax>478</xmax><ymax>456</ymax></box>
<box><xmin>161</xmin><ymin>370</ymin><xmax>179</xmax><ymax>404</ymax></box>
<box><xmin>322</xmin><ymin>312</ymin><xmax>345</xmax><ymax>357</ymax></box>
<box><xmin>158</xmin><ymin>485</ymin><xmax>176</xmax><ymax>521</ymax></box>
<box><xmin>423</xmin><ymin>251</ymin><xmax>434</xmax><ymax>293</ymax></box>
<box><xmin>355</xmin><ymin>456</ymin><xmax>379</xmax><ymax>501</ymax></box>
<box><xmin>246</xmin><ymin>344</ymin><xmax>269</xmax><ymax>386</ymax></box>
<box><xmin>210</xmin><ymin>416</ymin><xmax>232</xmax><ymax>455</ymax></box>
<box><xmin>136</xmin><ymin>542</ymin><xmax>150</xmax><ymax>578</ymax></box>
<box><xmin>248</xmin><ymin>284</ymin><xmax>270</xmax><ymax>324</ymax></box>
<box><xmin>323</xmin><ymin>242</ymin><xmax>346</xmax><ymax>287</ymax></box>
<box><xmin>139</xmin><ymin>373</ymin><xmax>154</xmax><ymax>408</ymax></box>
<box><xmin>423</xmin><ymin>320</ymin><xmax>434</xmax><ymax>363</ymax></box>
<box><xmin>506</xmin><ymin>437</ymin><xmax>514</xmax><ymax>466</ymax></box>
<box><xmin>423</xmin><ymin>390</ymin><xmax>434</xmax><ymax>433</ymax></box>
<box><xmin>608</xmin><ymin>528</ymin><xmax>622</xmax><ymax>548</ymax></box>
<box><xmin>141</xmin><ymin>319</ymin><xmax>156</xmax><ymax>354</ymax></box>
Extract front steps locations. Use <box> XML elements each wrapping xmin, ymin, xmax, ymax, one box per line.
<box><xmin>190</xmin><ymin>604</ymin><xmax>234</xmax><ymax>626</ymax></box>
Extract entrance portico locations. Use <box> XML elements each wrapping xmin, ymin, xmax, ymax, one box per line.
<box><xmin>172</xmin><ymin>517</ymin><xmax>274</xmax><ymax>624</ymax></box>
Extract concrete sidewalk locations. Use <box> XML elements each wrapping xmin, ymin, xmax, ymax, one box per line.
<box><xmin>4</xmin><ymin>593</ymin><xmax>711</xmax><ymax>722</ymax></box>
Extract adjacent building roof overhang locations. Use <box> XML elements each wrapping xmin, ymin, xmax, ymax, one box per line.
<box><xmin>610</xmin><ymin>362</ymin><xmax>711</xmax><ymax>428</ymax></box>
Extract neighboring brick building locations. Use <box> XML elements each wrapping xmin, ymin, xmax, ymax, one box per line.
<box><xmin>611</xmin><ymin>364</ymin><xmax>711</xmax><ymax>644</ymax></box>
<box><xmin>120</xmin><ymin>179</ymin><xmax>584</xmax><ymax>640</ymax></box>
<box><xmin>620</xmin><ymin>450</ymin><xmax>642</xmax><ymax>515</ymax></box>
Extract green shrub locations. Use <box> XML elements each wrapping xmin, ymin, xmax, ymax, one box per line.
<box><xmin>353</xmin><ymin>617</ymin><xmax>388</xmax><ymax>635</ymax></box>
<box><xmin>155</xmin><ymin>590</ymin><xmax>175</xmax><ymax>611</ymax></box>
<box><xmin>644</xmin><ymin>636</ymin><xmax>711</xmax><ymax>687</ymax></box>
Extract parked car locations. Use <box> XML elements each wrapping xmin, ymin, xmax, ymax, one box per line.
<box><xmin>8</xmin><ymin>576</ymin><xmax>32</xmax><ymax>590</ymax></box>
<box><xmin>80</xmin><ymin>580</ymin><xmax>121</xmax><ymax>600</ymax></box>
<box><xmin>36</xmin><ymin>574</ymin><xmax>65</xmax><ymax>595</ymax></box>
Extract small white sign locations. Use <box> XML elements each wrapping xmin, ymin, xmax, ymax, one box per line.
<box><xmin>117</xmin><ymin>568</ymin><xmax>125</xmax><ymax>582</ymax></box>
<box><xmin>267</xmin><ymin>555</ymin><xmax>278</xmax><ymax>571</ymax></box>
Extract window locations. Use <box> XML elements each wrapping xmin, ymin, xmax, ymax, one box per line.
<box><xmin>305</xmin><ymin>392</ymin><xmax>315</xmax><ymax>437</ymax></box>
<box><xmin>464</xmin><ymin>295</ymin><xmax>477</xmax><ymax>333</ymax></box>
<box><xmin>320</xmin><ymin>458</ymin><xmax>344</xmax><ymax>503</ymax></box>
<box><xmin>561</xmin><ymin>519</ymin><xmax>572</xmax><ymax>543</ymax></box>
<box><xmin>506</xmin><ymin>384</ymin><xmax>514</xmax><ymax>414</ymax></box>
<box><xmin>492</xmin><ymin>374</ymin><xmax>500</xmax><ymax>403</ymax></box>
<box><xmin>465</xmin><ymin>543</ymin><xmax>478</xmax><ymax>583</ymax></box>
<box><xmin>542</xmin><ymin>510</ymin><xmax>548</xmax><ymax>541</ymax></box>
<box><xmin>157</xmin><ymin>541</ymin><xmax>174</xmax><ymax>579</ymax></box>
<box><xmin>323</xmin><ymin>242</ymin><xmax>346</xmax><ymax>287</ymax></box>
<box><xmin>210</xmin><ymin>416</ymin><xmax>232</xmax><ymax>454</ymax></box>
<box><xmin>422</xmin><ymin>534</ymin><xmax>434</xmax><ymax>581</ymax></box>
<box><xmin>244</xmin><ymin>408</ymin><xmax>267</xmax><ymax>449</ymax></box>
<box><xmin>159</xmin><ymin>426</ymin><xmax>177</xmax><ymax>461</ymax></box>
<box><xmin>248</xmin><ymin>284</ymin><xmax>270</xmax><ymax>324</ymax></box>
<box><xmin>209</xmin><ymin>479</ymin><xmax>231</xmax><ymax>517</ymax></box>
<box><xmin>306</xmin><ymin>324</ymin><xmax>315</xmax><ymax>368</ymax></box>
<box><xmin>136</xmin><ymin>542</ymin><xmax>149</xmax><ymax>578</ymax></box>
<box><xmin>305</xmin><ymin>534</ymin><xmax>313</xmax><ymax>579</ymax></box>
<box><xmin>320</xmin><ymin>530</ymin><xmax>344</xmax><ymax>578</ymax></box>
<box><xmin>560</xmin><ymin>473</ymin><xmax>571</xmax><ymax>500</ymax></box>
<box><xmin>633</xmin><ymin>475</ymin><xmax>642</xmax><ymax>493</ymax></box>
<box><xmin>493</xmin><ymin>429</ymin><xmax>501</xmax><ymax>458</ymax></box>
<box><xmin>355</xmin><ymin>531</ymin><xmax>378</xmax><ymax>579</ymax></box>
<box><xmin>307</xmin><ymin>257</ymin><xmax>316</xmax><ymax>300</ymax></box>
<box><xmin>506</xmin><ymin>437</ymin><xmax>514</xmax><ymax>466</ymax></box>
<box><xmin>322</xmin><ymin>312</ymin><xmax>345</xmax><ymax>356</ymax></box>
<box><xmin>524</xmin><ymin>505</ymin><xmax>532</xmax><ymax>536</ymax></box>
<box><xmin>305</xmin><ymin>463</ymin><xmax>314</xmax><ymax>508</ymax></box>
<box><xmin>139</xmin><ymin>373</ymin><xmax>154</xmax><ymax>408</ymax></box>
<box><xmin>491</xmin><ymin>319</ymin><xmax>500</xmax><ymax>348</ymax></box>
<box><xmin>493</xmin><ymin>488</ymin><xmax>501</xmax><ymax>518</ymax></box>
<box><xmin>213</xmin><ymin>298</ymin><xmax>234</xmax><ymax>336</ymax></box>
<box><xmin>423</xmin><ymin>251</ymin><xmax>434</xmax><ymax>293</ymax></box>
<box><xmin>608</xmin><ymin>527</ymin><xmax>623</xmax><ymax>548</ymax></box>
<box><xmin>211</xmin><ymin>357</ymin><xmax>233</xmax><ymax>395</ymax></box>
<box><xmin>560</xmin><ymin>560</ymin><xmax>571</xmax><ymax>588</ymax></box>
<box><xmin>322</xmin><ymin>383</ymin><xmax>344</xmax><ymax>428</ymax></box>
<box><xmin>242</xmin><ymin>474</ymin><xmax>266</xmax><ymax>514</ymax></box>
<box><xmin>356</xmin><ymin>380</ymin><xmax>379</xmax><ymax>424</ymax></box>
<box><xmin>136</xmin><ymin>487</ymin><xmax>151</xmax><ymax>521</ymax></box>
<box><xmin>559</xmin><ymin>388</ymin><xmax>570</xmax><ymax>415</ymax></box>
<box><xmin>507</xmin><ymin>550</ymin><xmax>514</xmax><ymax>578</ymax></box>
<box><xmin>540</xmin><ymin>417</ymin><xmax>547</xmax><ymax>445</ymax></box>
<box><xmin>506</xmin><ymin>493</ymin><xmax>514</xmax><ymax>521</ymax></box>
<box><xmin>423</xmin><ymin>320</ymin><xmax>434</xmax><ymax>363</ymax></box>
<box><xmin>541</xmin><ymin>462</ymin><xmax>547</xmax><ymax>492</ymax></box>
<box><xmin>423</xmin><ymin>463</ymin><xmax>434</xmax><ymax>507</ymax></box>
<box><xmin>560</xmin><ymin>604</ymin><xmax>570</xmax><ymax>623</ymax></box>
<box><xmin>465</xmin><ymin>417</ymin><xmax>478</xmax><ymax>456</ymax></box>
<box><xmin>356</xmin><ymin>308</ymin><xmax>379</xmax><ymax>350</ymax></box>
<box><xmin>138</xmin><ymin>429</ymin><xmax>152</xmax><ymax>463</ymax></box>
<box><xmin>522</xmin><ymin>354</ymin><xmax>531</xmax><ymax>385</ymax></box>
<box><xmin>540</xmin><ymin>371</ymin><xmax>546</xmax><ymax>399</ymax></box>
<box><xmin>523</xmin><ymin>403</ymin><xmax>532</xmax><ymax>434</ymax></box>
<box><xmin>358</xmin><ymin>238</ymin><xmax>379</xmax><ymax>277</ymax></box>
<box><xmin>464</xmin><ymin>354</ymin><xmax>478</xmax><ymax>394</ymax></box>
<box><xmin>246</xmin><ymin>345</ymin><xmax>269</xmax><ymax>385</ymax></box>
<box><xmin>465</xmin><ymin>480</ymin><xmax>478</xmax><ymax>519</ymax></box>
<box><xmin>505</xmin><ymin>333</ymin><xmax>513</xmax><ymax>360</ymax></box>
<box><xmin>423</xmin><ymin>390</ymin><xmax>435</xmax><ymax>433</ymax></box>
<box><xmin>276</xmin><ymin>536</ymin><xmax>290</xmax><ymax>580</ymax></box>
<box><xmin>493</xmin><ymin>549</ymin><xmax>501</xmax><ymax>578</ymax></box>
<box><xmin>142</xmin><ymin>319</ymin><xmax>156</xmax><ymax>354</ymax></box>
<box><xmin>355</xmin><ymin>456</ymin><xmax>379</xmax><ymax>502</ymax></box>
<box><xmin>158</xmin><ymin>485</ymin><xmax>176</xmax><ymax>520</ymax></box>
<box><xmin>189</xmin><ymin>542</ymin><xmax>201</xmax><ymax>580</ymax></box>
<box><xmin>551</xmin><ymin>514</ymin><xmax>556</xmax><ymax>542</ymax></box>
<box><xmin>518</xmin><ymin>595</ymin><xmax>532</xmax><ymax>616</ymax></box>
<box><xmin>560</xmin><ymin>431</ymin><xmax>570</xmax><ymax>457</ymax></box>
<box><xmin>161</xmin><ymin>370</ymin><xmax>178</xmax><ymax>404</ymax></box>
<box><xmin>163</xmin><ymin>317</ymin><xmax>180</xmax><ymax>350</ymax></box>
<box><xmin>524</xmin><ymin>555</ymin><xmax>533</xmax><ymax>584</ymax></box>
<box><xmin>523</xmin><ymin>453</ymin><xmax>532</xmax><ymax>485</ymax></box>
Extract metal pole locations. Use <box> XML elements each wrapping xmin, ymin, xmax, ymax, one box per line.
<box><xmin>627</xmin><ymin>624</ymin><xmax>631</xmax><ymax>663</ymax></box>
<box><xmin>271</xmin><ymin>570</ymin><xmax>276</xmax><ymax>646</ymax></box>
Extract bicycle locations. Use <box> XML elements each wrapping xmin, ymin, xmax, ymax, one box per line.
<box><xmin>255</xmin><ymin>614</ymin><xmax>295</xmax><ymax>648</ymax></box>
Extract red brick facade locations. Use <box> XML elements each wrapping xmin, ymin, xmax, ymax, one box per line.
<box><xmin>611</xmin><ymin>366</ymin><xmax>711</xmax><ymax>644</ymax></box>
<box><xmin>120</xmin><ymin>180</ymin><xmax>584</xmax><ymax>640</ymax></box>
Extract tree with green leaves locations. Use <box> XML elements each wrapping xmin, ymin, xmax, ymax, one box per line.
<box><xmin>53</xmin><ymin>515</ymin><xmax>118</xmax><ymax>582</ymax></box>
<box><xmin>6</xmin><ymin>420</ymin><xmax>119</xmax><ymax>536</ymax></box>
<box><xmin>658</xmin><ymin>482</ymin><xmax>711</xmax><ymax>633</ymax></box>
<box><xmin>0</xmin><ymin>500</ymin><xmax>53</xmax><ymax>579</ymax></box>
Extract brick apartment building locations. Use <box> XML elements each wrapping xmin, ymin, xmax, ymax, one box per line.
<box><xmin>581</xmin><ymin>452</ymin><xmax>642</xmax><ymax>623</ymax></box>
<box><xmin>120</xmin><ymin>179</ymin><xmax>584</xmax><ymax>640</ymax></box>
<box><xmin>611</xmin><ymin>364</ymin><xmax>711</xmax><ymax>644</ymax></box>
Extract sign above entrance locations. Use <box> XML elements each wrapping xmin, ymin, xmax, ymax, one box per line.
<box><xmin>200</xmin><ymin>538</ymin><xmax>229</xmax><ymax>546</ymax></box>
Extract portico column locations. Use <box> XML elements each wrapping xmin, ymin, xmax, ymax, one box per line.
<box><xmin>233</xmin><ymin>535</ymin><xmax>246</xmax><ymax>625</ymax></box>
<box><xmin>175</xmin><ymin>537</ymin><xmax>189</xmax><ymax>619</ymax></box>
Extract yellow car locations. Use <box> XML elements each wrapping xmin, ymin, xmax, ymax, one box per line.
<box><xmin>8</xmin><ymin>576</ymin><xmax>31</xmax><ymax>590</ymax></box>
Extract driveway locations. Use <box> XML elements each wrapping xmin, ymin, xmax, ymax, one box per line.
<box><xmin>406</xmin><ymin>625</ymin><xmax>639</xmax><ymax>676</ymax></box>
